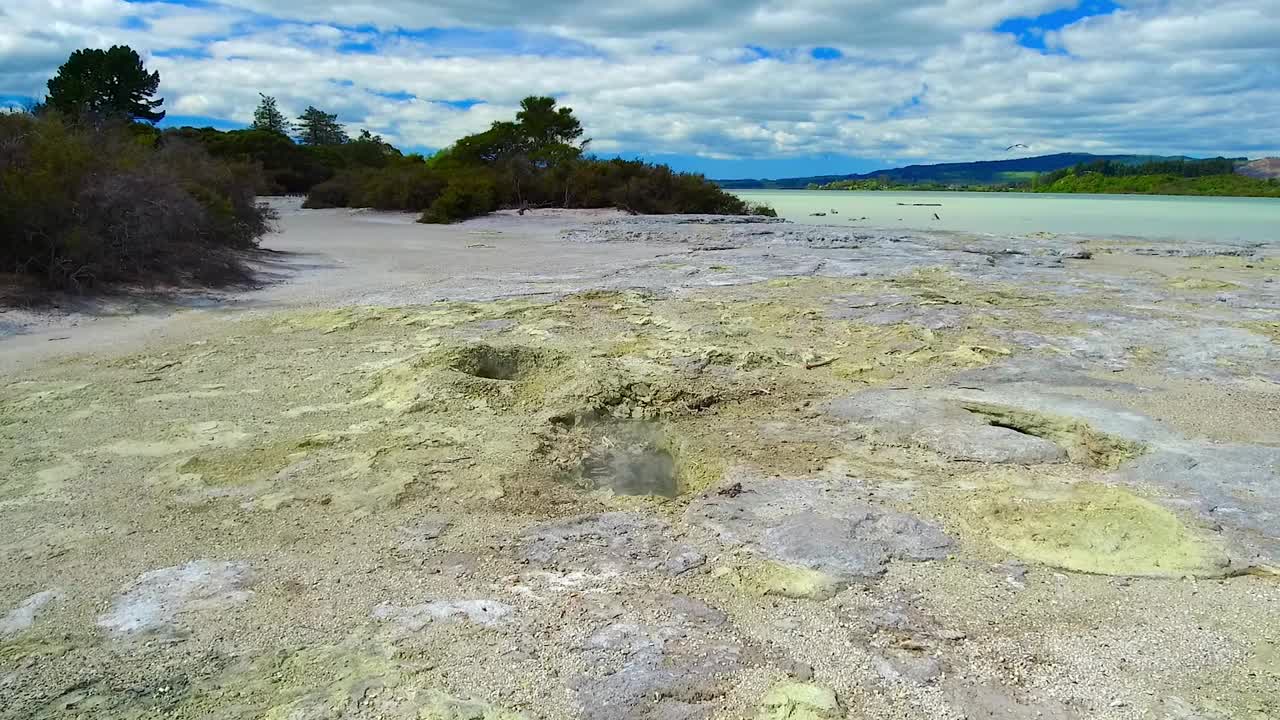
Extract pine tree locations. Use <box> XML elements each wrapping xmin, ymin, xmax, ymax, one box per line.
<box><xmin>295</xmin><ymin>106</ymin><xmax>348</xmax><ymax>146</ymax></box>
<box><xmin>45</xmin><ymin>45</ymin><xmax>165</xmax><ymax>122</ymax></box>
<box><xmin>251</xmin><ymin>94</ymin><xmax>290</xmax><ymax>135</ymax></box>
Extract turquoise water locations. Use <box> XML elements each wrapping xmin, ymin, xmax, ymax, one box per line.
<box><xmin>732</xmin><ymin>190</ymin><xmax>1280</xmax><ymax>245</ymax></box>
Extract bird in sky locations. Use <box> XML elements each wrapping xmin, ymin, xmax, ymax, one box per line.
<box><xmin>1005</xmin><ymin>143</ymin><xmax>1029</xmax><ymax>151</ymax></box>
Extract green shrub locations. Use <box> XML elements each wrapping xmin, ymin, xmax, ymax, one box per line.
<box><xmin>167</xmin><ymin>127</ymin><xmax>333</xmax><ymax>195</ymax></box>
<box><xmin>0</xmin><ymin>112</ymin><xmax>274</xmax><ymax>291</ymax></box>
<box><xmin>419</xmin><ymin>173</ymin><xmax>499</xmax><ymax>224</ymax></box>
<box><xmin>351</xmin><ymin>163</ymin><xmax>447</xmax><ymax>211</ymax></box>
<box><xmin>302</xmin><ymin>173</ymin><xmax>357</xmax><ymax>209</ymax></box>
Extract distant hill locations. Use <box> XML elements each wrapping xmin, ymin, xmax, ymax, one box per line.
<box><xmin>716</xmin><ymin>153</ymin><xmax>1190</xmax><ymax>189</ymax></box>
<box><xmin>1236</xmin><ymin>158</ymin><xmax>1280</xmax><ymax>180</ymax></box>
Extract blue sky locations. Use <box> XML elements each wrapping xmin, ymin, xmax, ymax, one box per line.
<box><xmin>3</xmin><ymin>0</ymin><xmax>1277</xmax><ymax>176</ymax></box>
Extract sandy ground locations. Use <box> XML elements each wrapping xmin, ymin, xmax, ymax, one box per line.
<box><xmin>0</xmin><ymin>201</ymin><xmax>669</xmax><ymax>373</ymax></box>
<box><xmin>1</xmin><ymin>199</ymin><xmax>1278</xmax><ymax>720</ymax></box>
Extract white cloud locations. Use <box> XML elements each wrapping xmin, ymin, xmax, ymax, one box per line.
<box><xmin>1</xmin><ymin>0</ymin><xmax>1277</xmax><ymax>165</ymax></box>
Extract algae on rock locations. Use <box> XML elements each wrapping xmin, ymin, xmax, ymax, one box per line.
<box><xmin>967</xmin><ymin>481</ymin><xmax>1231</xmax><ymax>577</ymax></box>
<box><xmin>731</xmin><ymin>561</ymin><xmax>844</xmax><ymax>601</ymax></box>
<box><xmin>960</xmin><ymin>402</ymin><xmax>1145</xmax><ymax>469</ymax></box>
<box><xmin>757</xmin><ymin>683</ymin><xmax>843</xmax><ymax>720</ymax></box>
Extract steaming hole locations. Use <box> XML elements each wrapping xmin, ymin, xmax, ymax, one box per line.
<box><xmin>575</xmin><ymin>422</ymin><xmax>679</xmax><ymax>498</ymax></box>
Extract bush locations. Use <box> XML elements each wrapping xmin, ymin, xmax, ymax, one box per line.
<box><xmin>302</xmin><ymin>173</ymin><xmax>357</xmax><ymax>209</ymax></box>
<box><xmin>304</xmin><ymin>162</ymin><xmax>450</xmax><ymax>212</ymax></box>
<box><xmin>420</xmin><ymin>172</ymin><xmax>499</xmax><ymax>224</ymax></box>
<box><xmin>297</xmin><ymin>98</ymin><xmax>765</xmax><ymax>221</ymax></box>
<box><xmin>167</xmin><ymin>127</ymin><xmax>333</xmax><ymax>195</ymax></box>
<box><xmin>563</xmin><ymin>159</ymin><xmax>755</xmax><ymax>215</ymax></box>
<box><xmin>0</xmin><ymin>112</ymin><xmax>275</xmax><ymax>291</ymax></box>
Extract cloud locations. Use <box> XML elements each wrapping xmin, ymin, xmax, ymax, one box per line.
<box><xmin>1</xmin><ymin>0</ymin><xmax>1277</xmax><ymax>169</ymax></box>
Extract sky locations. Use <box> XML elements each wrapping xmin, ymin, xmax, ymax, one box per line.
<box><xmin>1</xmin><ymin>0</ymin><xmax>1277</xmax><ymax>177</ymax></box>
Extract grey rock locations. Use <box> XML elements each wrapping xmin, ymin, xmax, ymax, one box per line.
<box><xmin>942</xmin><ymin>386</ymin><xmax>1280</xmax><ymax>564</ymax></box>
<box><xmin>523</xmin><ymin>512</ymin><xmax>677</xmax><ymax>576</ymax></box>
<box><xmin>98</xmin><ymin>560</ymin><xmax>252</xmax><ymax>637</ymax></box>
<box><xmin>872</xmin><ymin>650</ymin><xmax>943</xmax><ymax>685</ymax></box>
<box><xmin>1122</xmin><ymin>445</ymin><xmax>1280</xmax><ymax>561</ymax></box>
<box><xmin>0</xmin><ymin>590</ymin><xmax>61</xmax><ymax>638</ymax></box>
<box><xmin>782</xmin><ymin>660</ymin><xmax>816</xmax><ymax>682</ymax></box>
<box><xmin>944</xmin><ymin>682</ymin><xmax>1078</xmax><ymax>719</ymax></box>
<box><xmin>1054</xmin><ymin>247</ymin><xmax>1093</xmax><ymax>259</ymax></box>
<box><xmin>827</xmin><ymin>390</ymin><xmax>1069</xmax><ymax>464</ymax></box>
<box><xmin>573</xmin><ymin>596</ymin><xmax>746</xmax><ymax>720</ymax></box>
<box><xmin>665</xmin><ymin>547</ymin><xmax>707</xmax><ymax>576</ymax></box>
<box><xmin>686</xmin><ymin>476</ymin><xmax>952</xmax><ymax>584</ymax></box>
<box><xmin>396</xmin><ymin>515</ymin><xmax>452</xmax><ymax>553</ymax></box>
<box><xmin>372</xmin><ymin>599</ymin><xmax>514</xmax><ymax>631</ymax></box>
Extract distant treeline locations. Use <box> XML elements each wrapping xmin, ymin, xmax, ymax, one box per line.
<box><xmin>809</xmin><ymin>155</ymin><xmax>1279</xmax><ymax>198</ymax></box>
<box><xmin>1034</xmin><ymin>157</ymin><xmax>1241</xmax><ymax>185</ymax></box>
<box><xmin>1032</xmin><ymin>172</ymin><xmax>1280</xmax><ymax>197</ymax></box>
<box><xmin>1031</xmin><ymin>156</ymin><xmax>1280</xmax><ymax>197</ymax></box>
<box><xmin>813</xmin><ymin>179</ymin><xmax>1024</xmax><ymax>192</ymax></box>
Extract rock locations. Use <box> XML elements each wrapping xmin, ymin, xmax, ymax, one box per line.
<box><xmin>757</xmin><ymin>683</ymin><xmax>842</xmax><ymax>720</ymax></box>
<box><xmin>872</xmin><ymin>650</ymin><xmax>943</xmax><ymax>685</ymax></box>
<box><xmin>412</xmin><ymin>516</ymin><xmax>453</xmax><ymax>540</ymax></box>
<box><xmin>573</xmin><ymin>596</ymin><xmax>745</xmax><ymax>720</ymax></box>
<box><xmin>996</xmin><ymin>561</ymin><xmax>1029</xmax><ymax>588</ymax></box>
<box><xmin>523</xmin><ymin>512</ymin><xmax>678</xmax><ymax>576</ymax></box>
<box><xmin>1055</xmin><ymin>247</ymin><xmax>1093</xmax><ymax>260</ymax></box>
<box><xmin>969</xmin><ymin>482</ymin><xmax>1231</xmax><ymax>578</ymax></box>
<box><xmin>944</xmin><ymin>681</ymin><xmax>1077</xmax><ymax>719</ymax></box>
<box><xmin>687</xmin><ymin>476</ymin><xmax>952</xmax><ymax>592</ymax></box>
<box><xmin>943</xmin><ymin>385</ymin><xmax>1280</xmax><ymax>565</ymax></box>
<box><xmin>0</xmin><ymin>589</ymin><xmax>61</xmax><ymax>638</ymax></box>
<box><xmin>97</xmin><ymin>561</ymin><xmax>252</xmax><ymax>637</ymax></box>
<box><xmin>419</xmin><ymin>690</ymin><xmax>527</xmax><ymax>720</ymax></box>
<box><xmin>781</xmin><ymin>660</ymin><xmax>815</xmax><ymax>682</ymax></box>
<box><xmin>665</xmin><ymin>546</ymin><xmax>707</xmax><ymax>576</ymax></box>
<box><xmin>372</xmin><ymin>599</ymin><xmax>514</xmax><ymax>632</ymax></box>
<box><xmin>733</xmin><ymin>561</ymin><xmax>844</xmax><ymax>600</ymax></box>
<box><xmin>827</xmin><ymin>391</ymin><xmax>1069</xmax><ymax>465</ymax></box>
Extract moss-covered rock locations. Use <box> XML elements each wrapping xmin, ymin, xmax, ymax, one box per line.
<box><xmin>731</xmin><ymin>561</ymin><xmax>844</xmax><ymax>601</ymax></box>
<box><xmin>967</xmin><ymin>482</ymin><xmax>1231</xmax><ymax>577</ymax></box>
<box><xmin>757</xmin><ymin>683</ymin><xmax>842</xmax><ymax>720</ymax></box>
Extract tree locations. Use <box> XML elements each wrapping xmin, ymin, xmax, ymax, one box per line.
<box><xmin>251</xmin><ymin>94</ymin><xmax>290</xmax><ymax>135</ymax></box>
<box><xmin>45</xmin><ymin>45</ymin><xmax>165</xmax><ymax>122</ymax></box>
<box><xmin>516</xmin><ymin>96</ymin><xmax>585</xmax><ymax>155</ymax></box>
<box><xmin>295</xmin><ymin>106</ymin><xmax>348</xmax><ymax>146</ymax></box>
<box><xmin>342</xmin><ymin>129</ymin><xmax>398</xmax><ymax>167</ymax></box>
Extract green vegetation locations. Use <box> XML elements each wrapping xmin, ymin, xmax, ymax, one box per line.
<box><xmin>295</xmin><ymin>106</ymin><xmax>350</xmax><ymax>146</ymax></box>
<box><xmin>720</xmin><ymin>153</ymin><xmax>1162</xmax><ymax>190</ymax></box>
<box><xmin>44</xmin><ymin>45</ymin><xmax>166</xmax><ymax>123</ymax></box>
<box><xmin>0</xmin><ymin>112</ymin><xmax>273</xmax><ymax>291</ymax></box>
<box><xmin>813</xmin><ymin>179</ymin><xmax>1024</xmax><ymax>192</ymax></box>
<box><xmin>1031</xmin><ymin>157</ymin><xmax>1280</xmax><ymax>197</ymax></box>
<box><xmin>304</xmin><ymin>95</ymin><xmax>774</xmax><ymax>223</ymax></box>
<box><xmin>250</xmin><ymin>94</ymin><xmax>290</xmax><ymax>135</ymax></box>
<box><xmin>2</xmin><ymin>46</ymin><xmax>272</xmax><ymax>292</ymax></box>
<box><xmin>1032</xmin><ymin>172</ymin><xmax>1280</xmax><ymax>197</ymax></box>
<box><xmin>2</xmin><ymin>44</ymin><xmax>773</xmax><ymax>292</ymax></box>
<box><xmin>795</xmin><ymin>154</ymin><xmax>1280</xmax><ymax>198</ymax></box>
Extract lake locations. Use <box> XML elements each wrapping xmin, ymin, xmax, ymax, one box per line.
<box><xmin>731</xmin><ymin>190</ymin><xmax>1280</xmax><ymax>245</ymax></box>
